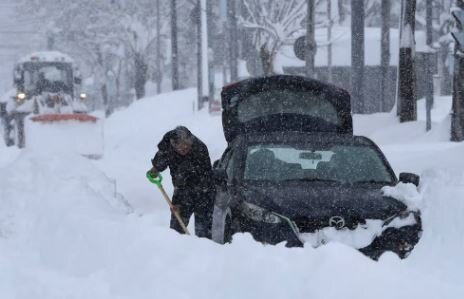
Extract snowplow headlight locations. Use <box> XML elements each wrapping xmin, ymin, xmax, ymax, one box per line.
<box><xmin>16</xmin><ymin>92</ymin><xmax>26</xmax><ymax>102</ymax></box>
<box><xmin>79</xmin><ymin>92</ymin><xmax>87</xmax><ymax>100</ymax></box>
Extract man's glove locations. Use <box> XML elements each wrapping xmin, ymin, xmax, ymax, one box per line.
<box><xmin>148</xmin><ymin>167</ymin><xmax>159</xmax><ymax>178</ymax></box>
<box><xmin>170</xmin><ymin>205</ymin><xmax>180</xmax><ymax>214</ymax></box>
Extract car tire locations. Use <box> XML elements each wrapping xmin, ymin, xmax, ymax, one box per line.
<box><xmin>1</xmin><ymin>116</ymin><xmax>14</xmax><ymax>147</ymax></box>
<box><xmin>13</xmin><ymin>115</ymin><xmax>26</xmax><ymax>148</ymax></box>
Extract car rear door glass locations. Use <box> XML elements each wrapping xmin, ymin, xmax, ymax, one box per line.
<box><xmin>237</xmin><ymin>89</ymin><xmax>339</xmax><ymax>125</ymax></box>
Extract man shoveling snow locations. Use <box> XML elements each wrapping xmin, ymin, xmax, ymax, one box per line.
<box><xmin>148</xmin><ymin>126</ymin><xmax>215</xmax><ymax>239</ymax></box>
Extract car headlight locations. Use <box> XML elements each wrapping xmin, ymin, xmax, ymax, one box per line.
<box><xmin>241</xmin><ymin>202</ymin><xmax>281</xmax><ymax>224</ymax></box>
<box><xmin>79</xmin><ymin>92</ymin><xmax>87</xmax><ymax>100</ymax></box>
<box><xmin>16</xmin><ymin>92</ymin><xmax>26</xmax><ymax>103</ymax></box>
<box><xmin>383</xmin><ymin>210</ymin><xmax>420</xmax><ymax>228</ymax></box>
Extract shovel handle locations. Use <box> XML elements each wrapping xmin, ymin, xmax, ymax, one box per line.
<box><xmin>146</xmin><ymin>171</ymin><xmax>190</xmax><ymax>235</ymax></box>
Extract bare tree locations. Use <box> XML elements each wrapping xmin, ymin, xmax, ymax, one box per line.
<box><xmin>240</xmin><ymin>0</ymin><xmax>307</xmax><ymax>75</ymax></box>
<box><xmin>15</xmin><ymin>0</ymin><xmax>169</xmax><ymax>104</ymax></box>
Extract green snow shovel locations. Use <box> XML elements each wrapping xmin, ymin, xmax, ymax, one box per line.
<box><xmin>146</xmin><ymin>172</ymin><xmax>191</xmax><ymax>235</ymax></box>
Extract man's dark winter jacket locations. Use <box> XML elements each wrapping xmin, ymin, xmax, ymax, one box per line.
<box><xmin>151</xmin><ymin>129</ymin><xmax>213</xmax><ymax>190</ymax></box>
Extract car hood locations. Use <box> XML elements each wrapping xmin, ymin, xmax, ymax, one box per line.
<box><xmin>239</xmin><ymin>182</ymin><xmax>407</xmax><ymax>229</ymax></box>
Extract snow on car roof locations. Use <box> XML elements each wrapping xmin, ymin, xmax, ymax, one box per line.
<box><xmin>17</xmin><ymin>51</ymin><xmax>75</xmax><ymax>64</ymax></box>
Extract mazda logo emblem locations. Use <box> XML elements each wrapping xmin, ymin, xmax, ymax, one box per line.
<box><xmin>329</xmin><ymin>216</ymin><xmax>345</xmax><ymax>229</ymax></box>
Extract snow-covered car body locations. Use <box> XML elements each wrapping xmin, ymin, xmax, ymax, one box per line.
<box><xmin>212</xmin><ymin>75</ymin><xmax>422</xmax><ymax>259</ymax></box>
<box><xmin>4</xmin><ymin>51</ymin><xmax>87</xmax><ymax>115</ymax></box>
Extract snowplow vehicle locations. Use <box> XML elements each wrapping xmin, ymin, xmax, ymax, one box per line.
<box><xmin>0</xmin><ymin>51</ymin><xmax>102</xmax><ymax>158</ymax></box>
<box><xmin>211</xmin><ymin>75</ymin><xmax>422</xmax><ymax>260</ymax></box>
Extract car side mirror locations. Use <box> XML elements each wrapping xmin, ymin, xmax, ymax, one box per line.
<box><xmin>213</xmin><ymin>168</ymin><xmax>228</xmax><ymax>186</ymax></box>
<box><xmin>399</xmin><ymin>172</ymin><xmax>420</xmax><ymax>187</ymax></box>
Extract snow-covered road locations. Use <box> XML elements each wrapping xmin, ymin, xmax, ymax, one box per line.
<box><xmin>1</xmin><ymin>89</ymin><xmax>463</xmax><ymax>298</ymax></box>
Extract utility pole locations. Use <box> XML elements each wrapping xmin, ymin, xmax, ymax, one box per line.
<box><xmin>171</xmin><ymin>0</ymin><xmax>180</xmax><ymax>90</ymax></box>
<box><xmin>219</xmin><ymin>0</ymin><xmax>228</xmax><ymax>84</ymax></box>
<box><xmin>207</xmin><ymin>0</ymin><xmax>215</xmax><ymax>104</ymax></box>
<box><xmin>201</xmin><ymin>0</ymin><xmax>209</xmax><ymax>102</ymax></box>
<box><xmin>196</xmin><ymin>1</ymin><xmax>203</xmax><ymax>108</ymax></box>
<box><xmin>425</xmin><ymin>0</ymin><xmax>434</xmax><ymax>131</ymax></box>
<box><xmin>380</xmin><ymin>0</ymin><xmax>391</xmax><ymax>112</ymax></box>
<box><xmin>196</xmin><ymin>0</ymin><xmax>210</xmax><ymax>109</ymax></box>
<box><xmin>305</xmin><ymin>0</ymin><xmax>316</xmax><ymax>77</ymax></box>
<box><xmin>46</xmin><ymin>31</ymin><xmax>54</xmax><ymax>51</ymax></box>
<box><xmin>450</xmin><ymin>1</ymin><xmax>464</xmax><ymax>141</ymax></box>
<box><xmin>227</xmin><ymin>0</ymin><xmax>238</xmax><ymax>81</ymax></box>
<box><xmin>351</xmin><ymin>0</ymin><xmax>365</xmax><ymax>113</ymax></box>
<box><xmin>327</xmin><ymin>0</ymin><xmax>333</xmax><ymax>83</ymax></box>
<box><xmin>397</xmin><ymin>0</ymin><xmax>417</xmax><ymax>122</ymax></box>
<box><xmin>156</xmin><ymin>0</ymin><xmax>162</xmax><ymax>94</ymax></box>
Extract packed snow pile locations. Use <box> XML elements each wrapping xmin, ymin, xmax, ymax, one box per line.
<box><xmin>381</xmin><ymin>183</ymin><xmax>423</xmax><ymax>211</ymax></box>
<box><xmin>1</xmin><ymin>89</ymin><xmax>463</xmax><ymax>298</ymax></box>
<box><xmin>300</xmin><ymin>214</ymin><xmax>418</xmax><ymax>249</ymax></box>
<box><xmin>0</xmin><ymin>151</ymin><xmax>130</xmax><ymax>238</ymax></box>
<box><xmin>25</xmin><ymin>116</ymin><xmax>104</xmax><ymax>159</ymax></box>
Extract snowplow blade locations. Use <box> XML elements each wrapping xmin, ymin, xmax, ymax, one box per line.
<box><xmin>27</xmin><ymin>114</ymin><xmax>104</xmax><ymax>159</ymax></box>
<box><xmin>30</xmin><ymin>114</ymin><xmax>98</xmax><ymax>123</ymax></box>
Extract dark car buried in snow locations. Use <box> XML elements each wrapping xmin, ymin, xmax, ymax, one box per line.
<box><xmin>211</xmin><ymin>75</ymin><xmax>422</xmax><ymax>259</ymax></box>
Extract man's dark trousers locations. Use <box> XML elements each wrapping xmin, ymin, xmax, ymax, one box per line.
<box><xmin>170</xmin><ymin>187</ymin><xmax>215</xmax><ymax>238</ymax></box>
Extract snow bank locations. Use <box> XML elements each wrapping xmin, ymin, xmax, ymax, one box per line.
<box><xmin>382</xmin><ymin>183</ymin><xmax>423</xmax><ymax>211</ymax></box>
<box><xmin>0</xmin><ymin>151</ymin><xmax>130</xmax><ymax>238</ymax></box>
<box><xmin>0</xmin><ymin>144</ymin><xmax>20</xmax><ymax>169</ymax></box>
<box><xmin>301</xmin><ymin>214</ymin><xmax>418</xmax><ymax>249</ymax></box>
<box><xmin>0</xmin><ymin>153</ymin><xmax>460</xmax><ymax>299</ymax></box>
<box><xmin>1</xmin><ymin>89</ymin><xmax>464</xmax><ymax>298</ymax></box>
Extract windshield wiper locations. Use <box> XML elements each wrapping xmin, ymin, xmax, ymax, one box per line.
<box><xmin>353</xmin><ymin>180</ymin><xmax>392</xmax><ymax>184</ymax></box>
<box><xmin>281</xmin><ymin>178</ymin><xmax>340</xmax><ymax>183</ymax></box>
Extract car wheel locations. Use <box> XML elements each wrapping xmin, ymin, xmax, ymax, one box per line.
<box><xmin>1</xmin><ymin>116</ymin><xmax>14</xmax><ymax>147</ymax></box>
<box><xmin>0</xmin><ymin>117</ymin><xmax>7</xmax><ymax>146</ymax></box>
<box><xmin>13</xmin><ymin>116</ymin><xmax>26</xmax><ymax>148</ymax></box>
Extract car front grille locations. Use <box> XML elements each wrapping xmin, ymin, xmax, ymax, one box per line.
<box><xmin>293</xmin><ymin>216</ymin><xmax>366</xmax><ymax>233</ymax></box>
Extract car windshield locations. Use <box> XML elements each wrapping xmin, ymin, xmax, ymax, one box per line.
<box><xmin>23</xmin><ymin>62</ymin><xmax>73</xmax><ymax>94</ymax></box>
<box><xmin>237</xmin><ymin>89</ymin><xmax>339</xmax><ymax>125</ymax></box>
<box><xmin>243</xmin><ymin>143</ymin><xmax>394</xmax><ymax>184</ymax></box>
